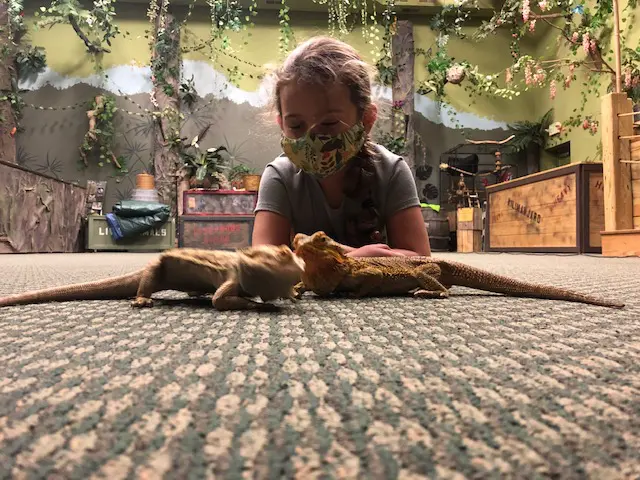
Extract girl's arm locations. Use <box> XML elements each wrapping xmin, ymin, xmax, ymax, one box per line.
<box><xmin>252</xmin><ymin>211</ymin><xmax>292</xmax><ymax>247</ymax></box>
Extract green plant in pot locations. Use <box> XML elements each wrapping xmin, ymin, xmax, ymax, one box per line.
<box><xmin>504</xmin><ymin>108</ymin><xmax>554</xmax><ymax>175</ymax></box>
<box><xmin>179</xmin><ymin>125</ymin><xmax>230</xmax><ymax>189</ymax></box>
<box><xmin>228</xmin><ymin>164</ymin><xmax>254</xmax><ymax>189</ymax></box>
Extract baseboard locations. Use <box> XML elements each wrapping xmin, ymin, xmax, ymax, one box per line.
<box><xmin>600</xmin><ymin>229</ymin><xmax>640</xmax><ymax>257</ymax></box>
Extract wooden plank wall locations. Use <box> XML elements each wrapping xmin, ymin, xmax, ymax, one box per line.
<box><xmin>631</xmin><ymin>138</ymin><xmax>640</xmax><ymax>229</ymax></box>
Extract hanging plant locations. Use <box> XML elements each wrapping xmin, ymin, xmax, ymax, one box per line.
<box><xmin>79</xmin><ymin>94</ymin><xmax>126</xmax><ymax>171</ymax></box>
<box><xmin>34</xmin><ymin>0</ymin><xmax>123</xmax><ymax>56</ymax></box>
<box><xmin>0</xmin><ymin>0</ymin><xmax>48</xmax><ymax>129</ymax></box>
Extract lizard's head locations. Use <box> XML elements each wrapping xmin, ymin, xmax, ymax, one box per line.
<box><xmin>292</xmin><ymin>231</ymin><xmax>345</xmax><ymax>263</ymax></box>
<box><xmin>235</xmin><ymin>244</ymin><xmax>306</xmax><ymax>302</ymax></box>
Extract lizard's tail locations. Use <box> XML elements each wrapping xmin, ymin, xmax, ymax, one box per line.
<box><xmin>0</xmin><ymin>271</ymin><xmax>143</xmax><ymax>307</ymax></box>
<box><xmin>440</xmin><ymin>262</ymin><xmax>625</xmax><ymax>309</ymax></box>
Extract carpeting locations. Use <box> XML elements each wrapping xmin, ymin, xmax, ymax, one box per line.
<box><xmin>0</xmin><ymin>251</ymin><xmax>639</xmax><ymax>479</ymax></box>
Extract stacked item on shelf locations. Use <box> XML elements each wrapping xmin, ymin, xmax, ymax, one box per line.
<box><xmin>178</xmin><ymin>189</ymin><xmax>258</xmax><ymax>250</ymax></box>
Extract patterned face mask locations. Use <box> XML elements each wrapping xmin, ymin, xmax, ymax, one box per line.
<box><xmin>280</xmin><ymin>121</ymin><xmax>367</xmax><ymax>179</ymax></box>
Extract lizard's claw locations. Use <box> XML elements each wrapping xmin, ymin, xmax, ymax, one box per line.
<box><xmin>413</xmin><ymin>289</ymin><xmax>449</xmax><ymax>299</ymax></box>
<box><xmin>131</xmin><ymin>296</ymin><xmax>154</xmax><ymax>308</ymax></box>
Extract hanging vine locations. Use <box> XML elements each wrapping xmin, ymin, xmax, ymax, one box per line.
<box><xmin>0</xmin><ymin>0</ymin><xmax>48</xmax><ymax>131</ymax></box>
<box><xmin>33</xmin><ymin>0</ymin><xmax>125</xmax><ymax>63</ymax></box>
<box><xmin>419</xmin><ymin>0</ymin><xmax>640</xmax><ymax>137</ymax></box>
<box><xmin>79</xmin><ymin>94</ymin><xmax>126</xmax><ymax>171</ymax></box>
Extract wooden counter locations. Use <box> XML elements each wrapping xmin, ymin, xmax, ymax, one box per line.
<box><xmin>485</xmin><ymin>162</ymin><xmax>604</xmax><ymax>253</ymax></box>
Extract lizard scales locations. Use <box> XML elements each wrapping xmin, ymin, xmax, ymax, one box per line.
<box><xmin>0</xmin><ymin>245</ymin><xmax>306</xmax><ymax>311</ymax></box>
<box><xmin>293</xmin><ymin>231</ymin><xmax>625</xmax><ymax>309</ymax></box>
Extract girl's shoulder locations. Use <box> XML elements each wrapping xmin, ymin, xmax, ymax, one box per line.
<box><xmin>369</xmin><ymin>143</ymin><xmax>409</xmax><ymax>178</ymax></box>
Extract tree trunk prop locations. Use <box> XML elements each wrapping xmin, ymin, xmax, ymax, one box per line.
<box><xmin>391</xmin><ymin>20</ymin><xmax>416</xmax><ymax>171</ymax></box>
<box><xmin>151</xmin><ymin>7</ymin><xmax>181</xmax><ymax>218</ymax></box>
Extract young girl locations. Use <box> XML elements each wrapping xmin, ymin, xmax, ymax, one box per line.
<box><xmin>251</xmin><ymin>36</ymin><xmax>431</xmax><ymax>257</ymax></box>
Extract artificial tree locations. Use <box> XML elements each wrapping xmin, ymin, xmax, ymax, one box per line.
<box><xmin>413</xmin><ymin>0</ymin><xmax>640</xmax><ymax>138</ymax></box>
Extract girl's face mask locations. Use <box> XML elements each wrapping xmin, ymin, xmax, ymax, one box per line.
<box><xmin>280</xmin><ymin>121</ymin><xmax>367</xmax><ymax>179</ymax></box>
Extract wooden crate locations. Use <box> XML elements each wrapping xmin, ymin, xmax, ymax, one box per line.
<box><xmin>183</xmin><ymin>189</ymin><xmax>257</xmax><ymax>216</ymax></box>
<box><xmin>86</xmin><ymin>215</ymin><xmax>175</xmax><ymax>252</ymax></box>
<box><xmin>485</xmin><ymin>162</ymin><xmax>604</xmax><ymax>253</ymax></box>
<box><xmin>178</xmin><ymin>215</ymin><xmax>254</xmax><ymax>250</ymax></box>
<box><xmin>457</xmin><ymin>207</ymin><xmax>482</xmax><ymax>253</ymax></box>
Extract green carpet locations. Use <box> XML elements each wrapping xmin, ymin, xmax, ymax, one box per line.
<box><xmin>0</xmin><ymin>251</ymin><xmax>639</xmax><ymax>479</ymax></box>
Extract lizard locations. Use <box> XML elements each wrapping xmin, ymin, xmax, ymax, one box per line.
<box><xmin>0</xmin><ymin>244</ymin><xmax>306</xmax><ymax>311</ymax></box>
<box><xmin>291</xmin><ymin>231</ymin><xmax>625</xmax><ymax>309</ymax></box>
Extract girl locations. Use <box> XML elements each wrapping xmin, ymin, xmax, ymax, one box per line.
<box><xmin>251</xmin><ymin>36</ymin><xmax>431</xmax><ymax>257</ymax></box>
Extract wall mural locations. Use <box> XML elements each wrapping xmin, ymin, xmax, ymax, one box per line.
<box><xmin>16</xmin><ymin>61</ymin><xmax>512</xmax><ymax>212</ymax></box>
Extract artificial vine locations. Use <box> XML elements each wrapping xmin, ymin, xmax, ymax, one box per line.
<box><xmin>79</xmin><ymin>94</ymin><xmax>126</xmax><ymax>171</ymax></box>
<box><xmin>34</xmin><ymin>0</ymin><xmax>124</xmax><ymax>61</ymax></box>
<box><xmin>278</xmin><ymin>0</ymin><xmax>295</xmax><ymax>56</ymax></box>
<box><xmin>375</xmin><ymin>0</ymin><xmax>397</xmax><ymax>86</ymax></box>
<box><xmin>420</xmin><ymin>0</ymin><xmax>640</xmax><ymax>137</ymax></box>
<box><xmin>0</xmin><ymin>0</ymin><xmax>47</xmax><ymax>128</ymax></box>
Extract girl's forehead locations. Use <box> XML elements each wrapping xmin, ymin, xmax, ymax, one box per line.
<box><xmin>280</xmin><ymin>81</ymin><xmax>353</xmax><ymax>118</ymax></box>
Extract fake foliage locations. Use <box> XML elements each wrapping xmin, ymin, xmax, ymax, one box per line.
<box><xmin>0</xmin><ymin>0</ymin><xmax>47</xmax><ymax>127</ymax></box>
<box><xmin>33</xmin><ymin>0</ymin><xmax>124</xmax><ymax>57</ymax></box>
<box><xmin>179</xmin><ymin>125</ymin><xmax>231</xmax><ymax>187</ymax></box>
<box><xmin>504</xmin><ymin>108</ymin><xmax>554</xmax><ymax>153</ymax></box>
<box><xmin>79</xmin><ymin>94</ymin><xmax>126</xmax><ymax>171</ymax></box>
<box><xmin>418</xmin><ymin>0</ymin><xmax>640</xmax><ymax>136</ymax></box>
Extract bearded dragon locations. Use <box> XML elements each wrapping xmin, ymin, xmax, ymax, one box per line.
<box><xmin>0</xmin><ymin>245</ymin><xmax>305</xmax><ymax>311</ymax></box>
<box><xmin>292</xmin><ymin>231</ymin><xmax>625</xmax><ymax>309</ymax></box>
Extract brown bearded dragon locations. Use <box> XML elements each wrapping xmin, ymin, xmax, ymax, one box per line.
<box><xmin>292</xmin><ymin>231</ymin><xmax>625</xmax><ymax>309</ymax></box>
<box><xmin>0</xmin><ymin>245</ymin><xmax>306</xmax><ymax>311</ymax></box>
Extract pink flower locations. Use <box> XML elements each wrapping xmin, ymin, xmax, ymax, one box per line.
<box><xmin>582</xmin><ymin>119</ymin><xmax>590</xmax><ymax>129</ymax></box>
<box><xmin>582</xmin><ymin>33</ymin><xmax>590</xmax><ymax>55</ymax></box>
<box><xmin>534</xmin><ymin>65</ymin><xmax>546</xmax><ymax>85</ymax></box>
<box><xmin>522</xmin><ymin>0</ymin><xmax>531</xmax><ymax>22</ymax></box>
<box><xmin>590</xmin><ymin>39</ymin><xmax>597</xmax><ymax>55</ymax></box>
<box><xmin>538</xmin><ymin>0</ymin><xmax>548</xmax><ymax>10</ymax></box>
<box><xmin>505</xmin><ymin>68</ymin><xmax>513</xmax><ymax>84</ymax></box>
<box><xmin>572</xmin><ymin>32</ymin><xmax>579</xmax><ymax>43</ymax></box>
<box><xmin>549</xmin><ymin>79</ymin><xmax>557</xmax><ymax>100</ymax></box>
<box><xmin>529</xmin><ymin>20</ymin><xmax>536</xmax><ymax>32</ymax></box>
<box><xmin>590</xmin><ymin>122</ymin><xmax>598</xmax><ymax>134</ymax></box>
<box><xmin>624</xmin><ymin>67</ymin><xmax>632</xmax><ymax>89</ymax></box>
<box><xmin>525</xmin><ymin>64</ymin><xmax>533</xmax><ymax>85</ymax></box>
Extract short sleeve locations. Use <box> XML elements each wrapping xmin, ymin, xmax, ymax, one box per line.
<box><xmin>384</xmin><ymin>159</ymin><xmax>421</xmax><ymax>217</ymax></box>
<box><xmin>253</xmin><ymin>164</ymin><xmax>293</xmax><ymax>221</ymax></box>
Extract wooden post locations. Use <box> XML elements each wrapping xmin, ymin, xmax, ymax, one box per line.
<box><xmin>391</xmin><ymin>20</ymin><xmax>415</xmax><ymax>171</ymax></box>
<box><xmin>151</xmin><ymin>7</ymin><xmax>181</xmax><ymax>219</ymax></box>
<box><xmin>0</xmin><ymin>0</ymin><xmax>17</xmax><ymax>163</ymax></box>
<box><xmin>600</xmin><ymin>92</ymin><xmax>633</xmax><ymax>232</ymax></box>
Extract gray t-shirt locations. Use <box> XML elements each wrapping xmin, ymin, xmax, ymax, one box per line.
<box><xmin>254</xmin><ymin>143</ymin><xmax>420</xmax><ymax>244</ymax></box>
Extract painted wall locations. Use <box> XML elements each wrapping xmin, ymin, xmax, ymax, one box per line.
<box><xmin>16</xmin><ymin>3</ymin><xmax>539</xmax><ymax>211</ymax></box>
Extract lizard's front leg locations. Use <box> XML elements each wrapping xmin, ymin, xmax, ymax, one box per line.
<box><xmin>412</xmin><ymin>264</ymin><xmax>449</xmax><ymax>299</ymax></box>
<box><xmin>292</xmin><ymin>281</ymin><xmax>307</xmax><ymax>299</ymax></box>
<box><xmin>348</xmin><ymin>267</ymin><xmax>385</xmax><ymax>298</ymax></box>
<box><xmin>131</xmin><ymin>258</ymin><xmax>163</xmax><ymax>308</ymax></box>
<box><xmin>212</xmin><ymin>279</ymin><xmax>280</xmax><ymax>312</ymax></box>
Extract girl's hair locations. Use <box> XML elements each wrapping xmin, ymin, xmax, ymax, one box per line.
<box><xmin>270</xmin><ymin>36</ymin><xmax>385</xmax><ymax>247</ymax></box>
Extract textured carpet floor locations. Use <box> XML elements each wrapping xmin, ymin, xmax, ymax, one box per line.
<box><xmin>0</xmin><ymin>251</ymin><xmax>639</xmax><ymax>480</ymax></box>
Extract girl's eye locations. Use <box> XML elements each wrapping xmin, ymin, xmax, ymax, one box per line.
<box><xmin>321</xmin><ymin>121</ymin><xmax>339</xmax><ymax>127</ymax></box>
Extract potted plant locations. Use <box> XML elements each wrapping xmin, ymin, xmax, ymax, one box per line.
<box><xmin>178</xmin><ymin>125</ymin><xmax>230</xmax><ymax>189</ymax></box>
<box><xmin>228</xmin><ymin>164</ymin><xmax>253</xmax><ymax>189</ymax></box>
<box><xmin>504</xmin><ymin>108</ymin><xmax>554</xmax><ymax>175</ymax></box>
